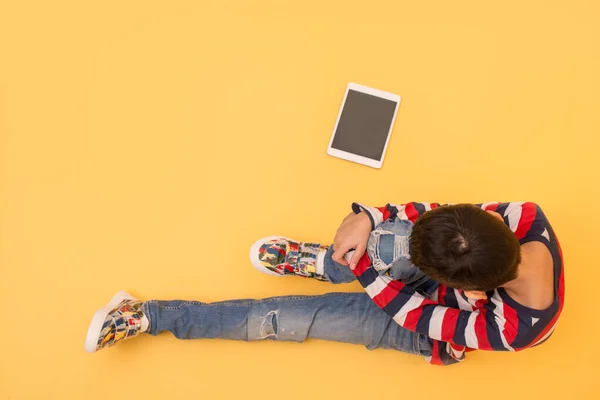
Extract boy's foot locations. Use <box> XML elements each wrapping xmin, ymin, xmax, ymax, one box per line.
<box><xmin>84</xmin><ymin>291</ymin><xmax>149</xmax><ymax>353</ymax></box>
<box><xmin>250</xmin><ymin>236</ymin><xmax>329</xmax><ymax>281</ymax></box>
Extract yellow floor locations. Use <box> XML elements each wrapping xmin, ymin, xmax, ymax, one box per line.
<box><xmin>1</xmin><ymin>1</ymin><xmax>599</xmax><ymax>399</ymax></box>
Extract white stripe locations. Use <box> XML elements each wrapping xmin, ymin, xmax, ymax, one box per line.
<box><xmin>448</xmin><ymin>343</ymin><xmax>465</xmax><ymax>359</ymax></box>
<box><xmin>534</xmin><ymin>324</ymin><xmax>556</xmax><ymax>345</ymax></box>
<box><xmin>392</xmin><ymin>295</ymin><xmax>424</xmax><ymax>325</ymax></box>
<box><xmin>480</xmin><ymin>202</ymin><xmax>499</xmax><ymax>210</ymax></box>
<box><xmin>542</xmin><ymin>228</ymin><xmax>550</xmax><ymax>241</ymax></box>
<box><xmin>490</xmin><ymin>290</ymin><xmax>515</xmax><ymax>351</ymax></box>
<box><xmin>455</xmin><ymin>289</ymin><xmax>473</xmax><ymax>311</ymax></box>
<box><xmin>504</xmin><ymin>202</ymin><xmax>525</xmax><ymax>232</ymax></box>
<box><xmin>393</xmin><ymin>204</ymin><xmax>408</xmax><ymax>220</ymax></box>
<box><xmin>428</xmin><ymin>306</ymin><xmax>447</xmax><ymax>341</ymax></box>
<box><xmin>532</xmin><ymin>317</ymin><xmax>540</xmax><ymax>326</ymax></box>
<box><xmin>364</xmin><ymin>277</ymin><xmax>389</xmax><ymax>299</ymax></box>
<box><xmin>315</xmin><ymin>250</ymin><xmax>326</xmax><ymax>276</ymax></box>
<box><xmin>464</xmin><ymin>312</ymin><xmax>479</xmax><ymax>348</ymax></box>
<box><xmin>430</xmin><ymin>287</ymin><xmax>439</xmax><ymax>302</ymax></box>
<box><xmin>422</xmin><ymin>202</ymin><xmax>432</xmax><ymax>211</ymax></box>
<box><xmin>465</xmin><ymin>295</ymin><xmax>479</xmax><ymax>310</ymax></box>
<box><xmin>357</xmin><ymin>203</ymin><xmax>384</xmax><ymax>227</ymax></box>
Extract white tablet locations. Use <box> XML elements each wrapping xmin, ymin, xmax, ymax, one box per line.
<box><xmin>327</xmin><ymin>83</ymin><xmax>401</xmax><ymax>169</ymax></box>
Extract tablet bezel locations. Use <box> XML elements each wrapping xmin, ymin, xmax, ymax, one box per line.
<box><xmin>327</xmin><ymin>82</ymin><xmax>401</xmax><ymax>169</ymax></box>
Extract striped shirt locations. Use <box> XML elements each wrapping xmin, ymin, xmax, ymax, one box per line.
<box><xmin>351</xmin><ymin>202</ymin><xmax>565</xmax><ymax>365</ymax></box>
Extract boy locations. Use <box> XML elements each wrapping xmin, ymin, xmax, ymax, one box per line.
<box><xmin>85</xmin><ymin>201</ymin><xmax>564</xmax><ymax>366</ymax></box>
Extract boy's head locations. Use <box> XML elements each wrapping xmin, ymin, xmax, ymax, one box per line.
<box><xmin>409</xmin><ymin>204</ymin><xmax>521</xmax><ymax>298</ymax></box>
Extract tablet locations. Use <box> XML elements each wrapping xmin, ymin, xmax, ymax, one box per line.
<box><xmin>327</xmin><ymin>83</ymin><xmax>401</xmax><ymax>169</ymax></box>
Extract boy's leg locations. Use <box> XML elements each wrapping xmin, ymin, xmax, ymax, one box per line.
<box><xmin>368</xmin><ymin>219</ymin><xmax>440</xmax><ymax>296</ymax></box>
<box><xmin>143</xmin><ymin>292</ymin><xmax>432</xmax><ymax>356</ymax></box>
<box><xmin>249</xmin><ymin>219</ymin><xmax>439</xmax><ymax>294</ymax></box>
<box><xmin>250</xmin><ymin>236</ymin><xmax>356</xmax><ymax>284</ymax></box>
<box><xmin>250</xmin><ymin>236</ymin><xmax>439</xmax><ymax>295</ymax></box>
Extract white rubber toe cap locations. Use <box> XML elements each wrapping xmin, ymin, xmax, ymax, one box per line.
<box><xmin>249</xmin><ymin>236</ymin><xmax>289</xmax><ymax>276</ymax></box>
<box><xmin>84</xmin><ymin>291</ymin><xmax>137</xmax><ymax>353</ymax></box>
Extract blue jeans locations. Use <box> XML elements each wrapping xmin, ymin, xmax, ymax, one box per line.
<box><xmin>143</xmin><ymin>219</ymin><xmax>437</xmax><ymax>357</ymax></box>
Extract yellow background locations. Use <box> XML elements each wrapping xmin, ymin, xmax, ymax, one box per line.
<box><xmin>1</xmin><ymin>1</ymin><xmax>599</xmax><ymax>399</ymax></box>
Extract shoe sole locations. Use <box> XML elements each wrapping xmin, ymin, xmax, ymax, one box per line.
<box><xmin>249</xmin><ymin>236</ymin><xmax>293</xmax><ymax>277</ymax></box>
<box><xmin>84</xmin><ymin>290</ymin><xmax>137</xmax><ymax>353</ymax></box>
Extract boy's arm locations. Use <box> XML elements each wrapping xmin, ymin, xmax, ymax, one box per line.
<box><xmin>352</xmin><ymin>256</ymin><xmax>518</xmax><ymax>351</ymax></box>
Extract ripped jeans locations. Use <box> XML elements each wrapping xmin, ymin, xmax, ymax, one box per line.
<box><xmin>143</xmin><ymin>218</ymin><xmax>437</xmax><ymax>357</ymax></box>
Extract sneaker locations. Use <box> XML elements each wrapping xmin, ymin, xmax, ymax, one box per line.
<box><xmin>84</xmin><ymin>291</ymin><xmax>149</xmax><ymax>353</ymax></box>
<box><xmin>249</xmin><ymin>236</ymin><xmax>329</xmax><ymax>281</ymax></box>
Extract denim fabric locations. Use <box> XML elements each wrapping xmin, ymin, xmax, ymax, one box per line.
<box><xmin>144</xmin><ymin>292</ymin><xmax>431</xmax><ymax>355</ymax></box>
<box><xmin>368</xmin><ymin>219</ymin><xmax>425</xmax><ymax>283</ymax></box>
<box><xmin>143</xmin><ymin>218</ymin><xmax>439</xmax><ymax>357</ymax></box>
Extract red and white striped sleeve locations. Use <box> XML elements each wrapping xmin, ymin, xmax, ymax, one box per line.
<box><xmin>352</xmin><ymin>256</ymin><xmax>520</xmax><ymax>352</ymax></box>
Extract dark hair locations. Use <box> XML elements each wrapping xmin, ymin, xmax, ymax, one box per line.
<box><xmin>409</xmin><ymin>204</ymin><xmax>521</xmax><ymax>291</ymax></box>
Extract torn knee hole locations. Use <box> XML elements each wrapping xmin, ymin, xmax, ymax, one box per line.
<box><xmin>260</xmin><ymin>311</ymin><xmax>279</xmax><ymax>338</ymax></box>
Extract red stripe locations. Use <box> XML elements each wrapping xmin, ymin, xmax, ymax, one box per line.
<box><xmin>352</xmin><ymin>253</ymin><xmax>371</xmax><ymax>277</ymax></box>
<box><xmin>430</xmin><ymin>203</ymin><xmax>440</xmax><ymax>210</ymax></box>
<box><xmin>556</xmin><ymin>236</ymin><xmax>566</xmax><ymax>304</ymax></box>
<box><xmin>438</xmin><ymin>285</ymin><xmax>447</xmax><ymax>305</ymax></box>
<box><xmin>387</xmin><ymin>279</ymin><xmax>406</xmax><ymax>291</ymax></box>
<box><xmin>377</xmin><ymin>206</ymin><xmax>391</xmax><ymax>221</ymax></box>
<box><xmin>474</xmin><ymin>311</ymin><xmax>492</xmax><ymax>350</ymax></box>
<box><xmin>502</xmin><ymin>303</ymin><xmax>519</xmax><ymax>345</ymax></box>
<box><xmin>404</xmin><ymin>203</ymin><xmax>419</xmax><ymax>223</ymax></box>
<box><xmin>474</xmin><ymin>298</ymin><xmax>488</xmax><ymax>308</ymax></box>
<box><xmin>403</xmin><ymin>301</ymin><xmax>425</xmax><ymax>331</ymax></box>
<box><xmin>484</xmin><ymin>203</ymin><xmax>499</xmax><ymax>211</ymax></box>
<box><xmin>372</xmin><ymin>280</ymin><xmax>405</xmax><ymax>308</ymax></box>
<box><xmin>514</xmin><ymin>202</ymin><xmax>537</xmax><ymax>240</ymax></box>
<box><xmin>429</xmin><ymin>341</ymin><xmax>445</xmax><ymax>365</ymax></box>
<box><xmin>441</xmin><ymin>308</ymin><xmax>459</xmax><ymax>342</ymax></box>
<box><xmin>450</xmin><ymin>343</ymin><xmax>465</xmax><ymax>353</ymax></box>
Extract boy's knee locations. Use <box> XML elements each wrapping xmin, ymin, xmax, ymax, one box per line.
<box><xmin>367</xmin><ymin>226</ymin><xmax>411</xmax><ymax>272</ymax></box>
<box><xmin>367</xmin><ymin>222</ymin><xmax>430</xmax><ymax>287</ymax></box>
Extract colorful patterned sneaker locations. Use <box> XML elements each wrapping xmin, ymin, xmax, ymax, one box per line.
<box><xmin>250</xmin><ymin>236</ymin><xmax>329</xmax><ymax>281</ymax></box>
<box><xmin>84</xmin><ymin>291</ymin><xmax>149</xmax><ymax>353</ymax></box>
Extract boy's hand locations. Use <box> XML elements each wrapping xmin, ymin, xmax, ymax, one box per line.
<box><xmin>332</xmin><ymin>212</ymin><xmax>372</xmax><ymax>269</ymax></box>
